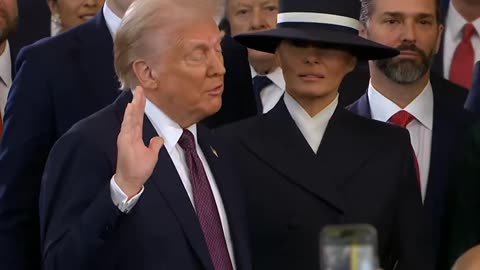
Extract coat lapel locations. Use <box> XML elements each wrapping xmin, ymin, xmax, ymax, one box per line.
<box><xmin>73</xmin><ymin>12</ymin><xmax>121</xmax><ymax>107</ymax></box>
<box><xmin>423</xmin><ymin>83</ymin><xmax>462</xmax><ymax>217</ymax></box>
<box><xmin>197</xmin><ymin>126</ymin><xmax>251</xmax><ymax>270</ymax></box>
<box><xmin>113</xmin><ymin>92</ymin><xmax>215</xmax><ymax>270</ymax></box>
<box><xmin>239</xmin><ymin>100</ymin><xmax>387</xmax><ymax>214</ymax></box>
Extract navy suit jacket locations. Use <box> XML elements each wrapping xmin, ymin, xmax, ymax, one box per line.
<box><xmin>0</xmin><ymin>11</ymin><xmax>254</xmax><ymax>270</ymax></box>
<box><xmin>219</xmin><ymin>101</ymin><xmax>434</xmax><ymax>270</ymax></box>
<box><xmin>348</xmin><ymin>74</ymin><xmax>476</xmax><ymax>266</ymax></box>
<box><xmin>39</xmin><ymin>90</ymin><xmax>252</xmax><ymax>270</ymax></box>
<box><xmin>10</xmin><ymin>0</ymin><xmax>51</xmax><ymax>64</ymax></box>
<box><xmin>465</xmin><ymin>61</ymin><xmax>480</xmax><ymax>114</ymax></box>
<box><xmin>0</xmin><ymin>12</ymin><xmax>119</xmax><ymax>270</ymax></box>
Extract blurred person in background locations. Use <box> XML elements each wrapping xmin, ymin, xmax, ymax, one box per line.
<box><xmin>48</xmin><ymin>0</ymin><xmax>105</xmax><ymax>35</ymax></box>
<box><xmin>225</xmin><ymin>0</ymin><xmax>283</xmax><ymax>114</ymax></box>
<box><xmin>432</xmin><ymin>0</ymin><xmax>480</xmax><ymax>89</ymax></box>
<box><xmin>0</xmin><ymin>0</ymin><xmax>18</xmax><ymax>137</ymax></box>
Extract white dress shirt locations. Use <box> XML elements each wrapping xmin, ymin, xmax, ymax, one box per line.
<box><xmin>443</xmin><ymin>1</ymin><xmax>480</xmax><ymax>78</ymax></box>
<box><xmin>367</xmin><ymin>82</ymin><xmax>433</xmax><ymax>201</ymax></box>
<box><xmin>103</xmin><ymin>3</ymin><xmax>122</xmax><ymax>37</ymax></box>
<box><xmin>251</xmin><ymin>66</ymin><xmax>286</xmax><ymax>113</ymax></box>
<box><xmin>0</xmin><ymin>41</ymin><xmax>12</xmax><ymax>118</ymax></box>
<box><xmin>283</xmin><ymin>92</ymin><xmax>338</xmax><ymax>154</ymax></box>
<box><xmin>110</xmin><ymin>96</ymin><xmax>237</xmax><ymax>269</ymax></box>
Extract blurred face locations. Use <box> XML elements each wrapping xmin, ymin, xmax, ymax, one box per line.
<box><xmin>49</xmin><ymin>0</ymin><xmax>104</xmax><ymax>31</ymax></box>
<box><xmin>227</xmin><ymin>0</ymin><xmax>278</xmax><ymax>64</ymax></box>
<box><xmin>362</xmin><ymin>0</ymin><xmax>443</xmax><ymax>84</ymax></box>
<box><xmin>0</xmin><ymin>0</ymin><xmax>18</xmax><ymax>43</ymax></box>
<box><xmin>276</xmin><ymin>40</ymin><xmax>356</xmax><ymax>103</ymax></box>
<box><xmin>146</xmin><ymin>19</ymin><xmax>226</xmax><ymax>126</ymax></box>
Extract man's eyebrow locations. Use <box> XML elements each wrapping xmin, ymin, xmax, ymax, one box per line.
<box><xmin>381</xmin><ymin>12</ymin><xmax>403</xmax><ymax>17</ymax></box>
<box><xmin>381</xmin><ymin>11</ymin><xmax>435</xmax><ymax>19</ymax></box>
<box><xmin>185</xmin><ymin>33</ymin><xmax>226</xmax><ymax>50</ymax></box>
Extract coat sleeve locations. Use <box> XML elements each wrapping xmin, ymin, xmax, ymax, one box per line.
<box><xmin>40</xmin><ymin>128</ymin><xmax>124</xmax><ymax>270</ymax></box>
<box><xmin>0</xmin><ymin>47</ymin><xmax>56</xmax><ymax>270</ymax></box>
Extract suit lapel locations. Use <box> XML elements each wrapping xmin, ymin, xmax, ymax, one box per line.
<box><xmin>197</xmin><ymin>126</ymin><xmax>250</xmax><ymax>270</ymax></box>
<box><xmin>112</xmin><ymin>93</ymin><xmax>215</xmax><ymax>270</ymax></box>
<box><xmin>315</xmin><ymin>106</ymin><xmax>381</xmax><ymax>189</ymax></box>
<box><xmin>423</xmin><ymin>85</ymin><xmax>457</xmax><ymax>214</ymax></box>
<box><xmin>73</xmin><ymin>12</ymin><xmax>120</xmax><ymax>107</ymax></box>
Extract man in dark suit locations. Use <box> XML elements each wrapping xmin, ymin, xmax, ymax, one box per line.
<box><xmin>9</xmin><ymin>0</ymin><xmax>50</xmax><ymax>63</ymax></box>
<box><xmin>39</xmin><ymin>0</ymin><xmax>251</xmax><ymax>269</ymax></box>
<box><xmin>221</xmin><ymin>0</ymin><xmax>434</xmax><ymax>269</ymax></box>
<box><xmin>0</xmin><ymin>0</ymin><xmax>254</xmax><ymax>269</ymax></box>
<box><xmin>348</xmin><ymin>0</ymin><xmax>476</xmax><ymax>267</ymax></box>
<box><xmin>443</xmin><ymin>121</ymin><xmax>480</xmax><ymax>268</ymax></box>
<box><xmin>431</xmin><ymin>0</ymin><xmax>480</xmax><ymax>89</ymax></box>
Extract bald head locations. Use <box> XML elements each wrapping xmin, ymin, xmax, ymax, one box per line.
<box><xmin>452</xmin><ymin>245</ymin><xmax>480</xmax><ymax>270</ymax></box>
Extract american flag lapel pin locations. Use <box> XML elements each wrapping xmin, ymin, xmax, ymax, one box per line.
<box><xmin>210</xmin><ymin>146</ymin><xmax>219</xmax><ymax>158</ymax></box>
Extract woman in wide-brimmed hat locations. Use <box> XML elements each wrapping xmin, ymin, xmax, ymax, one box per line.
<box><xmin>219</xmin><ymin>0</ymin><xmax>434</xmax><ymax>269</ymax></box>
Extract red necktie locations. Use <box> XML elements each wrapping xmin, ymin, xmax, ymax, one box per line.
<box><xmin>450</xmin><ymin>23</ymin><xmax>476</xmax><ymax>89</ymax></box>
<box><xmin>178</xmin><ymin>129</ymin><xmax>234</xmax><ymax>270</ymax></box>
<box><xmin>388</xmin><ymin>110</ymin><xmax>421</xmax><ymax>186</ymax></box>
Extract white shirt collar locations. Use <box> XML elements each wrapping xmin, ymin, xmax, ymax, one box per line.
<box><xmin>367</xmin><ymin>81</ymin><xmax>434</xmax><ymax>130</ymax></box>
<box><xmin>447</xmin><ymin>1</ymin><xmax>480</xmax><ymax>41</ymax></box>
<box><xmin>0</xmin><ymin>41</ymin><xmax>11</xmax><ymax>88</ymax></box>
<box><xmin>250</xmin><ymin>65</ymin><xmax>286</xmax><ymax>91</ymax></box>
<box><xmin>103</xmin><ymin>3</ymin><xmax>122</xmax><ymax>37</ymax></box>
<box><xmin>143</xmin><ymin>96</ymin><xmax>198</xmax><ymax>153</ymax></box>
<box><xmin>283</xmin><ymin>91</ymin><xmax>338</xmax><ymax>153</ymax></box>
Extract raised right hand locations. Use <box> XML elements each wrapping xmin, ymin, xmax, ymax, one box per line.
<box><xmin>115</xmin><ymin>86</ymin><xmax>164</xmax><ymax>199</ymax></box>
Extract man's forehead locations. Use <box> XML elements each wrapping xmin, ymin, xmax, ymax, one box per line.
<box><xmin>373</xmin><ymin>0</ymin><xmax>436</xmax><ymax>15</ymax></box>
<box><xmin>174</xmin><ymin>32</ymin><xmax>224</xmax><ymax>51</ymax></box>
<box><xmin>230</xmin><ymin>0</ymin><xmax>276</xmax><ymax>6</ymax></box>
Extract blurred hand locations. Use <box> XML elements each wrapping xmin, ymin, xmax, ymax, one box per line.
<box><xmin>115</xmin><ymin>86</ymin><xmax>164</xmax><ymax>199</ymax></box>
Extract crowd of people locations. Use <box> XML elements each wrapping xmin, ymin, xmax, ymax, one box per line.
<box><xmin>0</xmin><ymin>0</ymin><xmax>480</xmax><ymax>269</ymax></box>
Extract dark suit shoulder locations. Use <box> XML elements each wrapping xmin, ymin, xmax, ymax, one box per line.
<box><xmin>59</xmin><ymin>102</ymin><xmax>121</xmax><ymax>152</ymax></box>
<box><xmin>219</xmin><ymin>107</ymin><xmax>410</xmax><ymax>147</ymax></box>
<box><xmin>15</xmin><ymin>17</ymin><xmax>100</xmax><ymax>68</ymax></box>
<box><xmin>342</xmin><ymin>107</ymin><xmax>412</xmax><ymax>144</ymax></box>
<box><xmin>215</xmin><ymin>114</ymin><xmax>261</xmax><ymax>140</ymax></box>
<box><xmin>431</xmin><ymin>73</ymin><xmax>469</xmax><ymax>105</ymax></box>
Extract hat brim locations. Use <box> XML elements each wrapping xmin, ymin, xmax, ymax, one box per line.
<box><xmin>234</xmin><ymin>27</ymin><xmax>399</xmax><ymax>60</ymax></box>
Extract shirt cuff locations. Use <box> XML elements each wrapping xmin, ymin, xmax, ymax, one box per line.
<box><xmin>110</xmin><ymin>175</ymin><xmax>144</xmax><ymax>213</ymax></box>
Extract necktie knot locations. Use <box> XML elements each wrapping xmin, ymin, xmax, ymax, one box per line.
<box><xmin>463</xmin><ymin>23</ymin><xmax>476</xmax><ymax>41</ymax></box>
<box><xmin>178</xmin><ymin>129</ymin><xmax>196</xmax><ymax>153</ymax></box>
<box><xmin>253</xmin><ymin>75</ymin><xmax>273</xmax><ymax>93</ymax></box>
<box><xmin>252</xmin><ymin>75</ymin><xmax>273</xmax><ymax>113</ymax></box>
<box><xmin>388</xmin><ymin>110</ymin><xmax>416</xmax><ymax>128</ymax></box>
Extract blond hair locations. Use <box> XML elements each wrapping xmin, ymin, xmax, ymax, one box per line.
<box><xmin>114</xmin><ymin>0</ymin><xmax>218</xmax><ymax>90</ymax></box>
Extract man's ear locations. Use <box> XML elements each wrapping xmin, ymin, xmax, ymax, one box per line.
<box><xmin>132</xmin><ymin>60</ymin><xmax>158</xmax><ymax>90</ymax></box>
<box><xmin>434</xmin><ymin>23</ymin><xmax>444</xmax><ymax>54</ymax></box>
<box><xmin>359</xmin><ymin>23</ymin><xmax>368</xmax><ymax>38</ymax></box>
